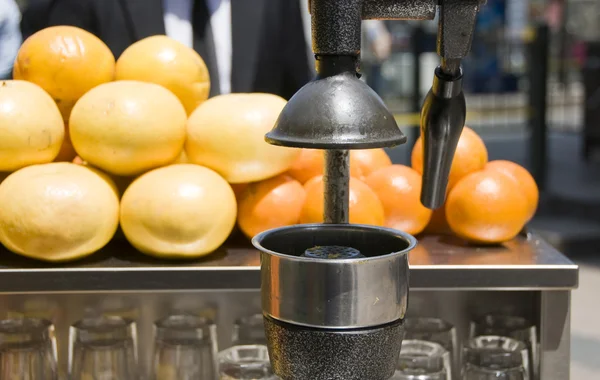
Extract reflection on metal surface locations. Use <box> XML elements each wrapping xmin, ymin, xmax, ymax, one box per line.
<box><xmin>0</xmin><ymin>234</ymin><xmax>578</xmax><ymax>292</ymax></box>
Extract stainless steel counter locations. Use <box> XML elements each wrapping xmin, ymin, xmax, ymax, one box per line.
<box><xmin>0</xmin><ymin>232</ymin><xmax>578</xmax><ymax>293</ymax></box>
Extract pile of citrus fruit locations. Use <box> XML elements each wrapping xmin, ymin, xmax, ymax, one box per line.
<box><xmin>0</xmin><ymin>26</ymin><xmax>538</xmax><ymax>263</ymax></box>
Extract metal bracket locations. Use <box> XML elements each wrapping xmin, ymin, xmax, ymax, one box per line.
<box><xmin>308</xmin><ymin>0</ymin><xmax>479</xmax><ymax>60</ymax></box>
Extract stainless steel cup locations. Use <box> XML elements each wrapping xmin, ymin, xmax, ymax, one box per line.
<box><xmin>253</xmin><ymin>223</ymin><xmax>416</xmax><ymax>380</ymax></box>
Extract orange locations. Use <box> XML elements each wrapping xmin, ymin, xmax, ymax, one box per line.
<box><xmin>446</xmin><ymin>169</ymin><xmax>529</xmax><ymax>244</ymax></box>
<box><xmin>231</xmin><ymin>183</ymin><xmax>249</xmax><ymax>201</ymax></box>
<box><xmin>300</xmin><ymin>176</ymin><xmax>385</xmax><ymax>226</ymax></box>
<box><xmin>116</xmin><ymin>36</ymin><xmax>210</xmax><ymax>115</ymax></box>
<box><xmin>350</xmin><ymin>149</ymin><xmax>392</xmax><ymax>179</ymax></box>
<box><xmin>303</xmin><ymin>175</ymin><xmax>323</xmax><ymax>191</ymax></box>
<box><xmin>13</xmin><ymin>26</ymin><xmax>115</xmax><ymax>120</ymax></box>
<box><xmin>411</xmin><ymin>126</ymin><xmax>488</xmax><ymax>190</ymax></box>
<box><xmin>287</xmin><ymin>149</ymin><xmax>365</xmax><ymax>184</ymax></box>
<box><xmin>54</xmin><ymin>124</ymin><xmax>77</xmax><ymax>162</ymax></box>
<box><xmin>424</xmin><ymin>207</ymin><xmax>452</xmax><ymax>235</ymax></box>
<box><xmin>365</xmin><ymin>165</ymin><xmax>432</xmax><ymax>235</ymax></box>
<box><xmin>186</xmin><ymin>94</ymin><xmax>300</xmax><ymax>183</ymax></box>
<box><xmin>237</xmin><ymin>174</ymin><xmax>306</xmax><ymax>239</ymax></box>
<box><xmin>486</xmin><ymin>160</ymin><xmax>539</xmax><ymax>221</ymax></box>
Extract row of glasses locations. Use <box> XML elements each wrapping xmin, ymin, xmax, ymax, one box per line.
<box><xmin>396</xmin><ymin>315</ymin><xmax>537</xmax><ymax>380</ymax></box>
<box><xmin>394</xmin><ymin>337</ymin><xmax>529</xmax><ymax>380</ymax></box>
<box><xmin>0</xmin><ymin>313</ymin><xmax>272</xmax><ymax>380</ymax></box>
<box><xmin>0</xmin><ymin>318</ymin><xmax>58</xmax><ymax>380</ymax></box>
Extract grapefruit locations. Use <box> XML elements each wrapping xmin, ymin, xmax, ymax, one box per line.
<box><xmin>69</xmin><ymin>80</ymin><xmax>187</xmax><ymax>176</ymax></box>
<box><xmin>0</xmin><ymin>80</ymin><xmax>64</xmax><ymax>171</ymax></box>
<box><xmin>186</xmin><ymin>94</ymin><xmax>300</xmax><ymax>183</ymax></box>
<box><xmin>0</xmin><ymin>163</ymin><xmax>119</xmax><ymax>262</ymax></box>
<box><xmin>120</xmin><ymin>164</ymin><xmax>237</xmax><ymax>258</ymax></box>
<box><xmin>116</xmin><ymin>36</ymin><xmax>210</xmax><ymax>115</ymax></box>
<box><xmin>13</xmin><ymin>26</ymin><xmax>115</xmax><ymax>120</ymax></box>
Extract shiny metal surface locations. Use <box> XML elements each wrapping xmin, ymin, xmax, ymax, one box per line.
<box><xmin>323</xmin><ymin>150</ymin><xmax>350</xmax><ymax>224</ymax></box>
<box><xmin>539</xmin><ymin>291</ymin><xmax>571</xmax><ymax>380</ymax></box>
<box><xmin>419</xmin><ymin>68</ymin><xmax>466</xmax><ymax>209</ymax></box>
<box><xmin>252</xmin><ymin>224</ymin><xmax>414</xmax><ymax>328</ymax></box>
<box><xmin>0</xmin><ymin>233</ymin><xmax>577</xmax><ymax>293</ymax></box>
<box><xmin>265</xmin><ymin>66</ymin><xmax>407</xmax><ymax>150</ymax></box>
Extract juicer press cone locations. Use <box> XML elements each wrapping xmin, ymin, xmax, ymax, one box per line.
<box><xmin>252</xmin><ymin>224</ymin><xmax>416</xmax><ymax>380</ymax></box>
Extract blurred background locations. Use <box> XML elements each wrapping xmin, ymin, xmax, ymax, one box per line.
<box><xmin>2</xmin><ymin>0</ymin><xmax>600</xmax><ymax>378</ymax></box>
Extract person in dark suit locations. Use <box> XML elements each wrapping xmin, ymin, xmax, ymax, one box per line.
<box><xmin>25</xmin><ymin>0</ymin><xmax>311</xmax><ymax>100</ymax></box>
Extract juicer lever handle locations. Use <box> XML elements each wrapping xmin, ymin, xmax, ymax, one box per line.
<box><xmin>419</xmin><ymin>67</ymin><xmax>466</xmax><ymax>209</ymax></box>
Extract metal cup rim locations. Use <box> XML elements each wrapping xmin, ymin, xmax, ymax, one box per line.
<box><xmin>252</xmin><ymin>223</ymin><xmax>417</xmax><ymax>263</ymax></box>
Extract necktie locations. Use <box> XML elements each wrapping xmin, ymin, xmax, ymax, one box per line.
<box><xmin>193</xmin><ymin>0</ymin><xmax>220</xmax><ymax>96</ymax></box>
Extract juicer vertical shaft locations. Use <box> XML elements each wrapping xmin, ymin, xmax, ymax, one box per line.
<box><xmin>323</xmin><ymin>149</ymin><xmax>350</xmax><ymax>224</ymax></box>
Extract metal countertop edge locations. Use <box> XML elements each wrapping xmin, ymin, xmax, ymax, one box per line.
<box><xmin>0</xmin><ymin>266</ymin><xmax>579</xmax><ymax>293</ymax></box>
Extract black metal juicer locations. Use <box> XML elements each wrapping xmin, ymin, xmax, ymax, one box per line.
<box><xmin>252</xmin><ymin>0</ymin><xmax>482</xmax><ymax>379</ymax></box>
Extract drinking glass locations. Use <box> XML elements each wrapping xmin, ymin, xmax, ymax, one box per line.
<box><xmin>218</xmin><ymin>345</ymin><xmax>278</xmax><ymax>380</ymax></box>
<box><xmin>69</xmin><ymin>315</ymin><xmax>138</xmax><ymax>380</ymax></box>
<box><xmin>0</xmin><ymin>318</ymin><xmax>57</xmax><ymax>380</ymax></box>
<box><xmin>151</xmin><ymin>314</ymin><xmax>218</xmax><ymax>380</ymax></box>
<box><xmin>232</xmin><ymin>314</ymin><xmax>266</xmax><ymax>346</ymax></box>
<box><xmin>470</xmin><ymin>315</ymin><xmax>537</xmax><ymax>379</ymax></box>
<box><xmin>392</xmin><ymin>340</ymin><xmax>449</xmax><ymax>380</ymax></box>
<box><xmin>404</xmin><ymin>318</ymin><xmax>458</xmax><ymax>376</ymax></box>
<box><xmin>463</xmin><ymin>336</ymin><xmax>529</xmax><ymax>380</ymax></box>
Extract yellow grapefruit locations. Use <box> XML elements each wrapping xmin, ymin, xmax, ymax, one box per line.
<box><xmin>0</xmin><ymin>80</ymin><xmax>64</xmax><ymax>171</ymax></box>
<box><xmin>0</xmin><ymin>163</ymin><xmax>119</xmax><ymax>262</ymax></box>
<box><xmin>120</xmin><ymin>164</ymin><xmax>237</xmax><ymax>258</ymax></box>
<box><xmin>69</xmin><ymin>80</ymin><xmax>187</xmax><ymax>176</ymax></box>
<box><xmin>186</xmin><ymin>94</ymin><xmax>300</xmax><ymax>183</ymax></box>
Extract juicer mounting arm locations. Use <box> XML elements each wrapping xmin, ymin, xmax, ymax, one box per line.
<box><xmin>307</xmin><ymin>0</ymin><xmax>481</xmax><ymax>58</ymax></box>
<box><xmin>305</xmin><ymin>0</ymin><xmax>481</xmax><ymax>210</ymax></box>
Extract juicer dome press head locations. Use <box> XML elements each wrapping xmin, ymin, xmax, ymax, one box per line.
<box><xmin>258</xmin><ymin>0</ymin><xmax>482</xmax><ymax>379</ymax></box>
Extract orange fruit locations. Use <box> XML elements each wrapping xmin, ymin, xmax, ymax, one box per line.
<box><xmin>116</xmin><ymin>35</ymin><xmax>210</xmax><ymax>115</ymax></box>
<box><xmin>13</xmin><ymin>26</ymin><xmax>115</xmax><ymax>120</ymax></box>
<box><xmin>365</xmin><ymin>165</ymin><xmax>432</xmax><ymax>235</ymax></box>
<box><xmin>424</xmin><ymin>207</ymin><xmax>452</xmax><ymax>235</ymax></box>
<box><xmin>350</xmin><ymin>149</ymin><xmax>392</xmax><ymax>180</ymax></box>
<box><xmin>411</xmin><ymin>126</ymin><xmax>488</xmax><ymax>190</ymax></box>
<box><xmin>287</xmin><ymin>149</ymin><xmax>363</xmax><ymax>184</ymax></box>
<box><xmin>237</xmin><ymin>174</ymin><xmax>306</xmax><ymax>239</ymax></box>
<box><xmin>486</xmin><ymin>160</ymin><xmax>539</xmax><ymax>221</ymax></box>
<box><xmin>0</xmin><ymin>80</ymin><xmax>64</xmax><ymax>171</ymax></box>
<box><xmin>230</xmin><ymin>183</ymin><xmax>248</xmax><ymax>201</ymax></box>
<box><xmin>54</xmin><ymin>124</ymin><xmax>77</xmax><ymax>162</ymax></box>
<box><xmin>446</xmin><ymin>169</ymin><xmax>529</xmax><ymax>244</ymax></box>
<box><xmin>303</xmin><ymin>175</ymin><xmax>323</xmax><ymax>191</ymax></box>
<box><xmin>300</xmin><ymin>176</ymin><xmax>385</xmax><ymax>226</ymax></box>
